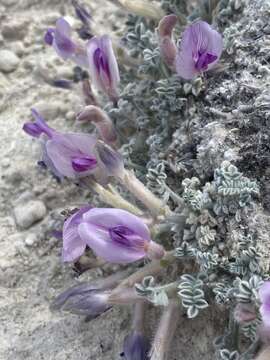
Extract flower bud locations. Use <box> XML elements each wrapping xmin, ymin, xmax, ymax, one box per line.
<box><xmin>50</xmin><ymin>271</ymin><xmax>130</xmax><ymax>318</ymax></box>
<box><xmin>77</xmin><ymin>105</ymin><xmax>117</xmax><ymax>145</ymax></box>
<box><xmin>122</xmin><ymin>331</ymin><xmax>150</xmax><ymax>360</ymax></box>
<box><xmin>158</xmin><ymin>15</ymin><xmax>178</xmax><ymax>68</ymax></box>
<box><xmin>87</xmin><ymin>35</ymin><xmax>120</xmax><ymax>101</ymax></box>
<box><xmin>50</xmin><ymin>282</ymin><xmax>111</xmax><ymax>318</ymax></box>
<box><xmin>121</xmin><ymin>302</ymin><xmax>150</xmax><ymax>360</ymax></box>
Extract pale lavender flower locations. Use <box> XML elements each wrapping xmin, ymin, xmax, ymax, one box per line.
<box><xmin>259</xmin><ymin>281</ymin><xmax>270</xmax><ymax>327</ymax></box>
<box><xmin>87</xmin><ymin>35</ymin><xmax>120</xmax><ymax>101</ymax></box>
<box><xmin>44</xmin><ymin>17</ymin><xmax>88</xmax><ymax>67</ymax></box>
<box><xmin>175</xmin><ymin>20</ymin><xmax>223</xmax><ymax>80</ymax></box>
<box><xmin>23</xmin><ymin>109</ymin><xmax>109</xmax><ymax>181</ymax></box>
<box><xmin>62</xmin><ymin>207</ymin><xmax>165</xmax><ymax>263</ymax></box>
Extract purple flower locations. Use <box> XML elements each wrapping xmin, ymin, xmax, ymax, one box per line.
<box><xmin>50</xmin><ymin>281</ymin><xmax>110</xmax><ymax>318</ymax></box>
<box><xmin>175</xmin><ymin>20</ymin><xmax>223</xmax><ymax>80</ymax></box>
<box><xmin>87</xmin><ymin>35</ymin><xmax>120</xmax><ymax>101</ymax></box>
<box><xmin>122</xmin><ymin>331</ymin><xmax>150</xmax><ymax>360</ymax></box>
<box><xmin>72</xmin><ymin>0</ymin><xmax>91</xmax><ymax>26</ymax></box>
<box><xmin>44</xmin><ymin>18</ymin><xmax>88</xmax><ymax>67</ymax></box>
<box><xmin>62</xmin><ymin>207</ymin><xmax>165</xmax><ymax>263</ymax></box>
<box><xmin>23</xmin><ymin>109</ymin><xmax>107</xmax><ymax>181</ymax></box>
<box><xmin>259</xmin><ymin>281</ymin><xmax>270</xmax><ymax>327</ymax></box>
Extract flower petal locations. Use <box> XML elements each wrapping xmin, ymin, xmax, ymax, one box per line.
<box><xmin>87</xmin><ymin>35</ymin><xmax>119</xmax><ymax>99</ymax></box>
<box><xmin>259</xmin><ymin>281</ymin><xmax>270</xmax><ymax>305</ymax></box>
<box><xmin>63</xmin><ymin>133</ymin><xmax>97</xmax><ymax>155</ymax></box>
<box><xmin>78</xmin><ymin>222</ymin><xmax>146</xmax><ymax>263</ymax></box>
<box><xmin>62</xmin><ymin>206</ymin><xmax>91</xmax><ymax>262</ymax></box>
<box><xmin>99</xmin><ymin>35</ymin><xmax>120</xmax><ymax>90</ymax></box>
<box><xmin>260</xmin><ymin>304</ymin><xmax>270</xmax><ymax>328</ymax></box>
<box><xmin>53</xmin><ymin>18</ymin><xmax>76</xmax><ymax>60</ymax></box>
<box><xmin>46</xmin><ymin>137</ymin><xmax>76</xmax><ymax>178</ymax></box>
<box><xmin>46</xmin><ymin>133</ymin><xmax>97</xmax><ymax>178</ymax></box>
<box><xmin>82</xmin><ymin>208</ymin><xmax>151</xmax><ymax>242</ymax></box>
<box><xmin>87</xmin><ymin>37</ymin><xmax>103</xmax><ymax>90</ymax></box>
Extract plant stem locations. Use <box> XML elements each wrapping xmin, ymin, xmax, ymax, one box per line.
<box><xmin>115</xmin><ymin>251</ymin><xmax>175</xmax><ymax>289</ymax></box>
<box><xmin>120</xmin><ymin>170</ymin><xmax>172</xmax><ymax>217</ymax></box>
<box><xmin>88</xmin><ymin>179</ymin><xmax>143</xmax><ymax>216</ymax></box>
<box><xmin>108</xmin><ymin>287</ymin><xmax>144</xmax><ymax>305</ymax></box>
<box><xmin>132</xmin><ymin>301</ymin><xmax>146</xmax><ymax>333</ymax></box>
<box><xmin>150</xmin><ymin>299</ymin><xmax>180</xmax><ymax>360</ymax></box>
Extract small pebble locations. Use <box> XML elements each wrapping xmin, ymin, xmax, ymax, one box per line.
<box><xmin>10</xmin><ymin>41</ymin><xmax>25</xmax><ymax>57</ymax></box>
<box><xmin>2</xmin><ymin>19</ymin><xmax>29</xmax><ymax>40</ymax></box>
<box><xmin>25</xmin><ymin>233</ymin><xmax>38</xmax><ymax>247</ymax></box>
<box><xmin>14</xmin><ymin>200</ymin><xmax>47</xmax><ymax>229</ymax></box>
<box><xmin>0</xmin><ymin>50</ymin><xmax>20</xmax><ymax>73</ymax></box>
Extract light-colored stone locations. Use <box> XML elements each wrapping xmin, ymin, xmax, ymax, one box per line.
<box><xmin>0</xmin><ymin>50</ymin><xmax>20</xmax><ymax>73</ymax></box>
<box><xmin>10</xmin><ymin>41</ymin><xmax>25</xmax><ymax>57</ymax></box>
<box><xmin>25</xmin><ymin>233</ymin><xmax>38</xmax><ymax>247</ymax></box>
<box><xmin>14</xmin><ymin>200</ymin><xmax>47</xmax><ymax>229</ymax></box>
<box><xmin>1</xmin><ymin>19</ymin><xmax>29</xmax><ymax>40</ymax></box>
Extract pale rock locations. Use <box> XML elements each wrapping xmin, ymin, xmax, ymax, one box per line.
<box><xmin>25</xmin><ymin>233</ymin><xmax>38</xmax><ymax>247</ymax></box>
<box><xmin>2</xmin><ymin>19</ymin><xmax>29</xmax><ymax>40</ymax></box>
<box><xmin>10</xmin><ymin>41</ymin><xmax>25</xmax><ymax>57</ymax></box>
<box><xmin>0</xmin><ymin>50</ymin><xmax>20</xmax><ymax>73</ymax></box>
<box><xmin>14</xmin><ymin>200</ymin><xmax>47</xmax><ymax>229</ymax></box>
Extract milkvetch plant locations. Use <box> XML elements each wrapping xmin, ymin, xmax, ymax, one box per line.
<box><xmin>22</xmin><ymin>0</ymin><xmax>269</xmax><ymax>359</ymax></box>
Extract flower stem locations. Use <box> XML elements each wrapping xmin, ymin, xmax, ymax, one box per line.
<box><xmin>132</xmin><ymin>301</ymin><xmax>146</xmax><ymax>332</ymax></box>
<box><xmin>108</xmin><ymin>287</ymin><xmax>144</xmax><ymax>305</ymax></box>
<box><xmin>150</xmin><ymin>299</ymin><xmax>180</xmax><ymax>360</ymax></box>
<box><xmin>115</xmin><ymin>251</ymin><xmax>175</xmax><ymax>289</ymax></box>
<box><xmin>88</xmin><ymin>179</ymin><xmax>143</xmax><ymax>216</ymax></box>
<box><xmin>120</xmin><ymin>170</ymin><xmax>172</xmax><ymax>217</ymax></box>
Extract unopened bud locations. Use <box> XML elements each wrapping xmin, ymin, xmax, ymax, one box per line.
<box><xmin>50</xmin><ymin>283</ymin><xmax>110</xmax><ymax>318</ymax></box>
<box><xmin>77</xmin><ymin>105</ymin><xmax>117</xmax><ymax>145</ymax></box>
<box><xmin>158</xmin><ymin>15</ymin><xmax>178</xmax><ymax>68</ymax></box>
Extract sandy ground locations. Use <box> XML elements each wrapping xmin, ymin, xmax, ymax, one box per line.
<box><xmin>0</xmin><ymin>0</ymin><xmax>268</xmax><ymax>359</ymax></box>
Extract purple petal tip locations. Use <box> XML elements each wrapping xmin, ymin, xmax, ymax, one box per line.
<box><xmin>44</xmin><ymin>29</ymin><xmax>54</xmax><ymax>45</ymax></box>
<box><xmin>71</xmin><ymin>156</ymin><xmax>98</xmax><ymax>172</ymax></box>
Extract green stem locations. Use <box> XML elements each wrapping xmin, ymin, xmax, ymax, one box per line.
<box><xmin>88</xmin><ymin>179</ymin><xmax>144</xmax><ymax>216</ymax></box>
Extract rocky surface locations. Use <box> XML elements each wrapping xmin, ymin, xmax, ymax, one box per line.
<box><xmin>0</xmin><ymin>0</ymin><xmax>269</xmax><ymax>359</ymax></box>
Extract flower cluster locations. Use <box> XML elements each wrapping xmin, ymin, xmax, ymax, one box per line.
<box><xmin>22</xmin><ymin>1</ymin><xmax>269</xmax><ymax>359</ymax></box>
<box><xmin>45</xmin><ymin>17</ymin><xmax>120</xmax><ymax>101</ymax></box>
